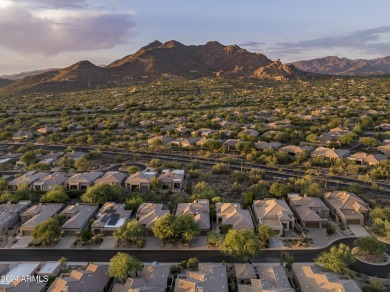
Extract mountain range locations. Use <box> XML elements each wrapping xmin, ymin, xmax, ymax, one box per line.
<box><xmin>2</xmin><ymin>41</ymin><xmax>390</xmax><ymax>95</ymax></box>
<box><xmin>0</xmin><ymin>40</ymin><xmax>302</xmax><ymax>95</ymax></box>
<box><xmin>290</xmin><ymin>56</ymin><xmax>390</xmax><ymax>75</ymax></box>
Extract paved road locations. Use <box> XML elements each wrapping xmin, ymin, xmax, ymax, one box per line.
<box><xmin>1</xmin><ymin>238</ymin><xmax>389</xmax><ymax>277</ymax></box>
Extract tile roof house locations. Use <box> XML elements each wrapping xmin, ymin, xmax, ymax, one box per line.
<box><xmin>378</xmin><ymin>144</ymin><xmax>390</xmax><ymax>156</ymax></box>
<box><xmin>37</xmin><ymin>126</ymin><xmax>60</xmax><ymax>134</ymax></box>
<box><xmin>0</xmin><ymin>201</ymin><xmax>31</xmax><ymax>233</ymax></box>
<box><xmin>280</xmin><ymin>145</ymin><xmax>314</xmax><ymax>156</ymax></box>
<box><xmin>255</xmin><ymin>141</ymin><xmax>282</xmax><ymax>151</ymax></box>
<box><xmin>47</xmin><ymin>263</ymin><xmax>110</xmax><ymax>292</ymax></box>
<box><xmin>252</xmin><ymin>199</ymin><xmax>295</xmax><ymax>236</ymax></box>
<box><xmin>348</xmin><ymin>152</ymin><xmax>388</xmax><ymax>166</ymax></box>
<box><xmin>136</xmin><ymin>203</ymin><xmax>170</xmax><ymax>234</ymax></box>
<box><xmin>223</xmin><ymin>139</ymin><xmax>241</xmax><ymax>150</ymax></box>
<box><xmin>147</xmin><ymin>135</ymin><xmax>174</xmax><ymax>145</ymax></box>
<box><xmin>168</xmin><ymin>137</ymin><xmax>200</xmax><ymax>148</ymax></box>
<box><xmin>33</xmin><ymin>172</ymin><xmax>74</xmax><ymax>191</ymax></box>
<box><xmin>61</xmin><ymin>151</ymin><xmax>86</xmax><ymax>162</ymax></box>
<box><xmin>239</xmin><ymin>128</ymin><xmax>259</xmax><ymax>138</ymax></box>
<box><xmin>93</xmin><ymin>171</ymin><xmax>128</xmax><ymax>186</ymax></box>
<box><xmin>311</xmin><ymin>147</ymin><xmax>350</xmax><ymax>159</ymax></box>
<box><xmin>176</xmin><ymin>200</ymin><xmax>210</xmax><ymax>232</ymax></box>
<box><xmin>125</xmin><ymin>170</ymin><xmax>157</xmax><ymax>192</ymax></box>
<box><xmin>323</xmin><ymin>191</ymin><xmax>370</xmax><ymax>225</ymax></box>
<box><xmin>158</xmin><ymin>169</ymin><xmax>186</xmax><ymax>190</ymax></box>
<box><xmin>8</xmin><ymin>171</ymin><xmax>49</xmax><ymax>191</ymax></box>
<box><xmin>38</xmin><ymin>151</ymin><xmax>64</xmax><ymax>165</ymax></box>
<box><xmin>238</xmin><ymin>264</ymin><xmax>294</xmax><ymax>292</ymax></box>
<box><xmin>191</xmin><ymin>128</ymin><xmax>215</xmax><ymax>137</ymax></box>
<box><xmin>65</xmin><ymin>172</ymin><xmax>104</xmax><ymax>190</ymax></box>
<box><xmin>20</xmin><ymin>204</ymin><xmax>63</xmax><ymax>236</ymax></box>
<box><xmin>60</xmin><ymin>204</ymin><xmax>99</xmax><ymax>235</ymax></box>
<box><xmin>112</xmin><ymin>263</ymin><xmax>170</xmax><ymax>292</ymax></box>
<box><xmin>174</xmin><ymin>263</ymin><xmax>228</xmax><ymax>292</ymax></box>
<box><xmin>235</xmin><ymin>264</ymin><xmax>256</xmax><ymax>285</ymax></box>
<box><xmin>292</xmin><ymin>263</ymin><xmax>361</xmax><ymax>292</ymax></box>
<box><xmin>91</xmin><ymin>202</ymin><xmax>132</xmax><ymax>236</ymax></box>
<box><xmin>12</xmin><ymin>131</ymin><xmax>33</xmax><ymax>141</ymax></box>
<box><xmin>216</xmin><ymin>203</ymin><xmax>254</xmax><ymax>230</ymax></box>
<box><xmin>288</xmin><ymin>194</ymin><xmax>329</xmax><ymax>228</ymax></box>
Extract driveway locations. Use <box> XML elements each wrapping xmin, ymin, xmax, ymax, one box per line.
<box><xmin>11</xmin><ymin>236</ymin><xmax>32</xmax><ymax>249</ymax></box>
<box><xmin>98</xmin><ymin>237</ymin><xmax>117</xmax><ymax>249</ymax></box>
<box><xmin>348</xmin><ymin>225</ymin><xmax>370</xmax><ymax>237</ymax></box>
<box><xmin>269</xmin><ymin>236</ymin><xmax>284</xmax><ymax>248</ymax></box>
<box><xmin>56</xmin><ymin>236</ymin><xmax>77</xmax><ymax>249</ymax></box>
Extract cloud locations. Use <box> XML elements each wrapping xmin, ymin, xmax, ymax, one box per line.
<box><xmin>274</xmin><ymin>26</ymin><xmax>390</xmax><ymax>56</ymax></box>
<box><xmin>16</xmin><ymin>0</ymin><xmax>88</xmax><ymax>8</ymax></box>
<box><xmin>0</xmin><ymin>3</ymin><xmax>136</xmax><ymax>55</ymax></box>
<box><xmin>239</xmin><ymin>41</ymin><xmax>265</xmax><ymax>48</ymax></box>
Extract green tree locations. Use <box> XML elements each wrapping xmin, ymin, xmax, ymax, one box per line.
<box><xmin>151</xmin><ymin>213</ymin><xmax>176</xmax><ymax>243</ymax></box>
<box><xmin>20</xmin><ymin>151</ymin><xmax>36</xmax><ymax>165</ymax></box>
<box><xmin>74</xmin><ymin>157</ymin><xmax>95</xmax><ymax>171</ymax></box>
<box><xmin>360</xmin><ymin>137</ymin><xmax>379</xmax><ymax>149</ymax></box>
<box><xmin>32</xmin><ymin>217</ymin><xmax>61</xmax><ymax>245</ymax></box>
<box><xmin>114</xmin><ymin>219</ymin><xmax>145</xmax><ymax>244</ymax></box>
<box><xmin>211</xmin><ymin>163</ymin><xmax>231</xmax><ymax>174</ymax></box>
<box><xmin>207</xmin><ymin>230</ymin><xmax>222</xmax><ymax>247</ymax></box>
<box><xmin>258</xmin><ymin>225</ymin><xmax>274</xmax><ymax>248</ymax></box>
<box><xmin>151</xmin><ymin>177</ymin><xmax>161</xmax><ymax>189</ymax></box>
<box><xmin>174</xmin><ymin>214</ymin><xmax>200</xmax><ymax>243</ymax></box>
<box><xmin>81</xmin><ymin>184</ymin><xmax>122</xmax><ymax>204</ymax></box>
<box><xmin>269</xmin><ymin>183</ymin><xmax>289</xmax><ymax>198</ymax></box>
<box><xmin>127</xmin><ymin>166</ymin><xmax>140</xmax><ymax>174</ymax></box>
<box><xmin>354</xmin><ymin>236</ymin><xmax>387</xmax><ymax>255</ymax></box>
<box><xmin>108</xmin><ymin>252</ymin><xmax>143</xmax><ymax>282</ymax></box>
<box><xmin>306</xmin><ymin>133</ymin><xmax>318</xmax><ymax>143</ymax></box>
<box><xmin>314</xmin><ymin>243</ymin><xmax>355</xmax><ymax>273</ymax></box>
<box><xmin>221</xmin><ymin>229</ymin><xmax>261</xmax><ymax>260</ymax></box>
<box><xmin>0</xmin><ymin>177</ymin><xmax>8</xmax><ymax>191</ymax></box>
<box><xmin>187</xmin><ymin>257</ymin><xmax>199</xmax><ymax>271</ymax></box>
<box><xmin>125</xmin><ymin>195</ymin><xmax>143</xmax><ymax>212</ymax></box>
<box><xmin>149</xmin><ymin>158</ymin><xmax>161</xmax><ymax>167</ymax></box>
<box><xmin>81</xmin><ymin>229</ymin><xmax>93</xmax><ymax>243</ymax></box>
<box><xmin>40</xmin><ymin>186</ymin><xmax>69</xmax><ymax>203</ymax></box>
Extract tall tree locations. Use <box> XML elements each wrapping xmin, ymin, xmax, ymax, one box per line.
<box><xmin>81</xmin><ymin>184</ymin><xmax>122</xmax><ymax>204</ymax></box>
<box><xmin>221</xmin><ymin>229</ymin><xmax>261</xmax><ymax>260</ymax></box>
<box><xmin>32</xmin><ymin>217</ymin><xmax>62</xmax><ymax>245</ymax></box>
<box><xmin>314</xmin><ymin>243</ymin><xmax>355</xmax><ymax>273</ymax></box>
<box><xmin>108</xmin><ymin>252</ymin><xmax>143</xmax><ymax>282</ymax></box>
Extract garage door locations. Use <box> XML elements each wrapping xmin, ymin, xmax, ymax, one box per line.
<box><xmin>347</xmin><ymin>219</ymin><xmax>361</xmax><ymax>225</ymax></box>
<box><xmin>305</xmin><ymin>222</ymin><xmax>320</xmax><ymax>228</ymax></box>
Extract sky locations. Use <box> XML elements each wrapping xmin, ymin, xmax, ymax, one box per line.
<box><xmin>1</xmin><ymin>0</ymin><xmax>390</xmax><ymax>75</ymax></box>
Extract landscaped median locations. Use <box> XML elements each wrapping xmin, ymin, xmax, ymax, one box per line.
<box><xmin>352</xmin><ymin>236</ymin><xmax>390</xmax><ymax>265</ymax></box>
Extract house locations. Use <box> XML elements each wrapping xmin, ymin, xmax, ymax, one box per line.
<box><xmin>196</xmin><ymin>138</ymin><xmax>222</xmax><ymax>147</ymax></box>
<box><xmin>223</xmin><ymin>139</ymin><xmax>241</xmax><ymax>151</ymax></box>
<box><xmin>267</xmin><ymin>120</ymin><xmax>293</xmax><ymax>129</ymax></box>
<box><xmin>255</xmin><ymin>141</ymin><xmax>282</xmax><ymax>151</ymax></box>
<box><xmin>238</xmin><ymin>264</ymin><xmax>294</xmax><ymax>292</ymax></box>
<box><xmin>60</xmin><ymin>204</ymin><xmax>99</xmax><ymax>235</ymax></box>
<box><xmin>174</xmin><ymin>263</ymin><xmax>228</xmax><ymax>292</ymax></box>
<box><xmin>33</xmin><ymin>172</ymin><xmax>74</xmax><ymax>191</ymax></box>
<box><xmin>0</xmin><ymin>262</ymin><xmax>46</xmax><ymax>292</ymax></box>
<box><xmin>191</xmin><ymin>128</ymin><xmax>215</xmax><ymax>137</ymax></box>
<box><xmin>329</xmin><ymin>126</ymin><xmax>351</xmax><ymax>134</ymax></box>
<box><xmin>0</xmin><ymin>201</ymin><xmax>31</xmax><ymax>233</ymax></box>
<box><xmin>378</xmin><ymin>144</ymin><xmax>390</xmax><ymax>156</ymax></box>
<box><xmin>288</xmin><ymin>194</ymin><xmax>329</xmax><ymax>228</ymax></box>
<box><xmin>125</xmin><ymin>170</ymin><xmax>157</xmax><ymax>192</ymax></box>
<box><xmin>252</xmin><ymin>199</ymin><xmax>295</xmax><ymax>236</ymax></box>
<box><xmin>168</xmin><ymin>137</ymin><xmax>199</xmax><ymax>148</ymax></box>
<box><xmin>239</xmin><ymin>128</ymin><xmax>259</xmax><ymax>138</ymax></box>
<box><xmin>65</xmin><ymin>172</ymin><xmax>104</xmax><ymax>190</ymax></box>
<box><xmin>12</xmin><ymin>131</ymin><xmax>33</xmax><ymax>141</ymax></box>
<box><xmin>216</xmin><ymin>203</ymin><xmax>254</xmax><ymax>230</ymax></box>
<box><xmin>323</xmin><ymin>191</ymin><xmax>370</xmax><ymax>225</ymax></box>
<box><xmin>158</xmin><ymin>169</ymin><xmax>186</xmax><ymax>190</ymax></box>
<box><xmin>94</xmin><ymin>171</ymin><xmax>128</xmax><ymax>186</ymax></box>
<box><xmin>8</xmin><ymin>171</ymin><xmax>49</xmax><ymax>191</ymax></box>
<box><xmin>147</xmin><ymin>135</ymin><xmax>173</xmax><ymax>145</ymax></box>
<box><xmin>373</xmin><ymin>123</ymin><xmax>390</xmax><ymax>132</ymax></box>
<box><xmin>175</xmin><ymin>200</ymin><xmax>210</xmax><ymax>232</ymax></box>
<box><xmin>136</xmin><ymin>203</ymin><xmax>170</xmax><ymax>234</ymax></box>
<box><xmin>20</xmin><ymin>204</ymin><xmax>63</xmax><ymax>236</ymax></box>
<box><xmin>348</xmin><ymin>152</ymin><xmax>388</xmax><ymax>166</ymax></box>
<box><xmin>91</xmin><ymin>202</ymin><xmax>132</xmax><ymax>236</ymax></box>
<box><xmin>66</xmin><ymin>123</ymin><xmax>85</xmax><ymax>131</ymax></box>
<box><xmin>38</xmin><ymin>152</ymin><xmax>64</xmax><ymax>165</ymax></box>
<box><xmin>235</xmin><ymin>264</ymin><xmax>256</xmax><ymax>285</ymax></box>
<box><xmin>37</xmin><ymin>262</ymin><xmax>62</xmax><ymax>278</ymax></box>
<box><xmin>176</xmin><ymin>126</ymin><xmax>190</xmax><ymax>134</ymax></box>
<box><xmin>292</xmin><ymin>263</ymin><xmax>361</xmax><ymax>292</ymax></box>
<box><xmin>37</xmin><ymin>126</ymin><xmax>59</xmax><ymax>134</ymax></box>
<box><xmin>47</xmin><ymin>263</ymin><xmax>110</xmax><ymax>292</ymax></box>
<box><xmin>112</xmin><ymin>263</ymin><xmax>170</xmax><ymax>292</ymax></box>
<box><xmin>61</xmin><ymin>151</ymin><xmax>86</xmax><ymax>162</ymax></box>
<box><xmin>280</xmin><ymin>145</ymin><xmax>314</xmax><ymax>157</ymax></box>
<box><xmin>311</xmin><ymin>147</ymin><xmax>350</xmax><ymax>159</ymax></box>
